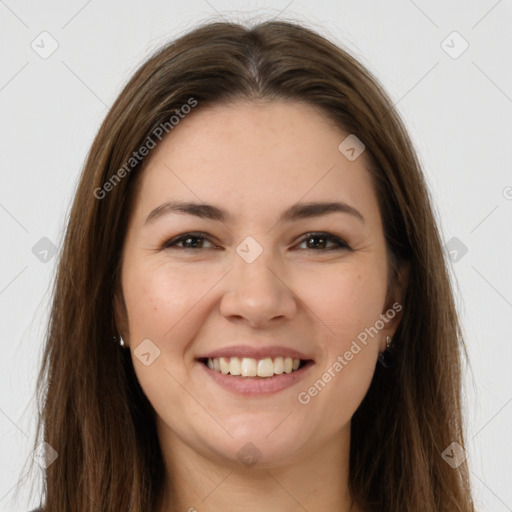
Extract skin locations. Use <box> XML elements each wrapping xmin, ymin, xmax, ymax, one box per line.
<box><xmin>115</xmin><ymin>100</ymin><xmax>406</xmax><ymax>512</ymax></box>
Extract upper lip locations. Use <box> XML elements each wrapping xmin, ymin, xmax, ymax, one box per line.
<box><xmin>198</xmin><ymin>345</ymin><xmax>314</xmax><ymax>361</ymax></box>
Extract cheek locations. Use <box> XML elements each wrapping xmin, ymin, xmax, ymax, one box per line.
<box><xmin>122</xmin><ymin>260</ymin><xmax>205</xmax><ymax>424</ymax></box>
<box><xmin>293</xmin><ymin>260</ymin><xmax>386</xmax><ymax>414</ymax></box>
<box><xmin>296</xmin><ymin>257</ymin><xmax>388</xmax><ymax>341</ymax></box>
<box><xmin>123</xmin><ymin>259</ymin><xmax>213</xmax><ymax>343</ymax></box>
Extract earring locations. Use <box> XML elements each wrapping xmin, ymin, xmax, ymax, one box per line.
<box><xmin>119</xmin><ymin>335</ymin><xmax>125</xmax><ymax>347</ymax></box>
<box><xmin>378</xmin><ymin>335</ymin><xmax>393</xmax><ymax>368</ymax></box>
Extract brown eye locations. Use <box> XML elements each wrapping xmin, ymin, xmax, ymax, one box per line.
<box><xmin>162</xmin><ymin>232</ymin><xmax>351</xmax><ymax>252</ymax></box>
<box><xmin>163</xmin><ymin>232</ymin><xmax>216</xmax><ymax>250</ymax></box>
<box><xmin>297</xmin><ymin>233</ymin><xmax>351</xmax><ymax>251</ymax></box>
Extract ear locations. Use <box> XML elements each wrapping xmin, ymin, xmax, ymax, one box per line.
<box><xmin>114</xmin><ymin>287</ymin><xmax>130</xmax><ymax>347</ymax></box>
<box><xmin>380</xmin><ymin>260</ymin><xmax>409</xmax><ymax>351</ymax></box>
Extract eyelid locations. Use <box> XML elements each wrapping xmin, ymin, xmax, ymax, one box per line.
<box><xmin>163</xmin><ymin>231</ymin><xmax>218</xmax><ymax>250</ymax></box>
<box><xmin>296</xmin><ymin>232</ymin><xmax>351</xmax><ymax>250</ymax></box>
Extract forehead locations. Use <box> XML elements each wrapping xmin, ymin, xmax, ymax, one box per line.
<box><xmin>130</xmin><ymin>100</ymin><xmax>380</xmax><ymax>230</ymax></box>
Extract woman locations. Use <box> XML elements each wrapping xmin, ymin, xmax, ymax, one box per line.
<box><xmin>29</xmin><ymin>19</ymin><xmax>475</xmax><ymax>511</ymax></box>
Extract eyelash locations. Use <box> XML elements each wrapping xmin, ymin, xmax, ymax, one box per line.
<box><xmin>162</xmin><ymin>232</ymin><xmax>351</xmax><ymax>252</ymax></box>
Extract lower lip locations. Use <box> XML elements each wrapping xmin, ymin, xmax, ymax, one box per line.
<box><xmin>198</xmin><ymin>360</ymin><xmax>314</xmax><ymax>396</ymax></box>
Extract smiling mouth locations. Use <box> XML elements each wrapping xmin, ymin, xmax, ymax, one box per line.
<box><xmin>198</xmin><ymin>356</ymin><xmax>310</xmax><ymax>378</ymax></box>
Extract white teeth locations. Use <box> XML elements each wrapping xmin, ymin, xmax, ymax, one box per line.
<box><xmin>241</xmin><ymin>357</ymin><xmax>257</xmax><ymax>377</ymax></box>
<box><xmin>257</xmin><ymin>357</ymin><xmax>274</xmax><ymax>377</ymax></box>
<box><xmin>229</xmin><ymin>356</ymin><xmax>241</xmax><ymax>375</ymax></box>
<box><xmin>274</xmin><ymin>356</ymin><xmax>284</xmax><ymax>374</ymax></box>
<box><xmin>205</xmin><ymin>356</ymin><xmax>303</xmax><ymax>377</ymax></box>
<box><xmin>220</xmin><ymin>357</ymin><xmax>230</xmax><ymax>375</ymax></box>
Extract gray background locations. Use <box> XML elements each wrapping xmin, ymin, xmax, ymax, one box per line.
<box><xmin>1</xmin><ymin>1</ymin><xmax>511</xmax><ymax>510</ymax></box>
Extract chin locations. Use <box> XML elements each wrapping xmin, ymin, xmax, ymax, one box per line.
<box><xmin>194</xmin><ymin>414</ymin><xmax>311</xmax><ymax>468</ymax></box>
<box><xmin>204</xmin><ymin>433</ymin><xmax>307</xmax><ymax>470</ymax></box>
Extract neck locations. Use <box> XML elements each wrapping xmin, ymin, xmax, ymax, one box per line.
<box><xmin>155</xmin><ymin>423</ymin><xmax>358</xmax><ymax>512</ymax></box>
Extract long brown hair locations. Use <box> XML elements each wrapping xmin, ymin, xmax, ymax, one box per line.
<box><xmin>29</xmin><ymin>19</ymin><xmax>474</xmax><ymax>511</ymax></box>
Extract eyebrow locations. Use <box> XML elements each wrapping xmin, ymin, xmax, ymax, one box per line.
<box><xmin>144</xmin><ymin>200</ymin><xmax>365</xmax><ymax>226</ymax></box>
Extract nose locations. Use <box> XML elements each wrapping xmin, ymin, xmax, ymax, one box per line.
<box><xmin>219</xmin><ymin>247</ymin><xmax>297</xmax><ymax>328</ymax></box>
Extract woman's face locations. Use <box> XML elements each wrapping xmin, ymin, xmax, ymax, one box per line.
<box><xmin>116</xmin><ymin>100</ymin><xmax>402</xmax><ymax>468</ymax></box>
